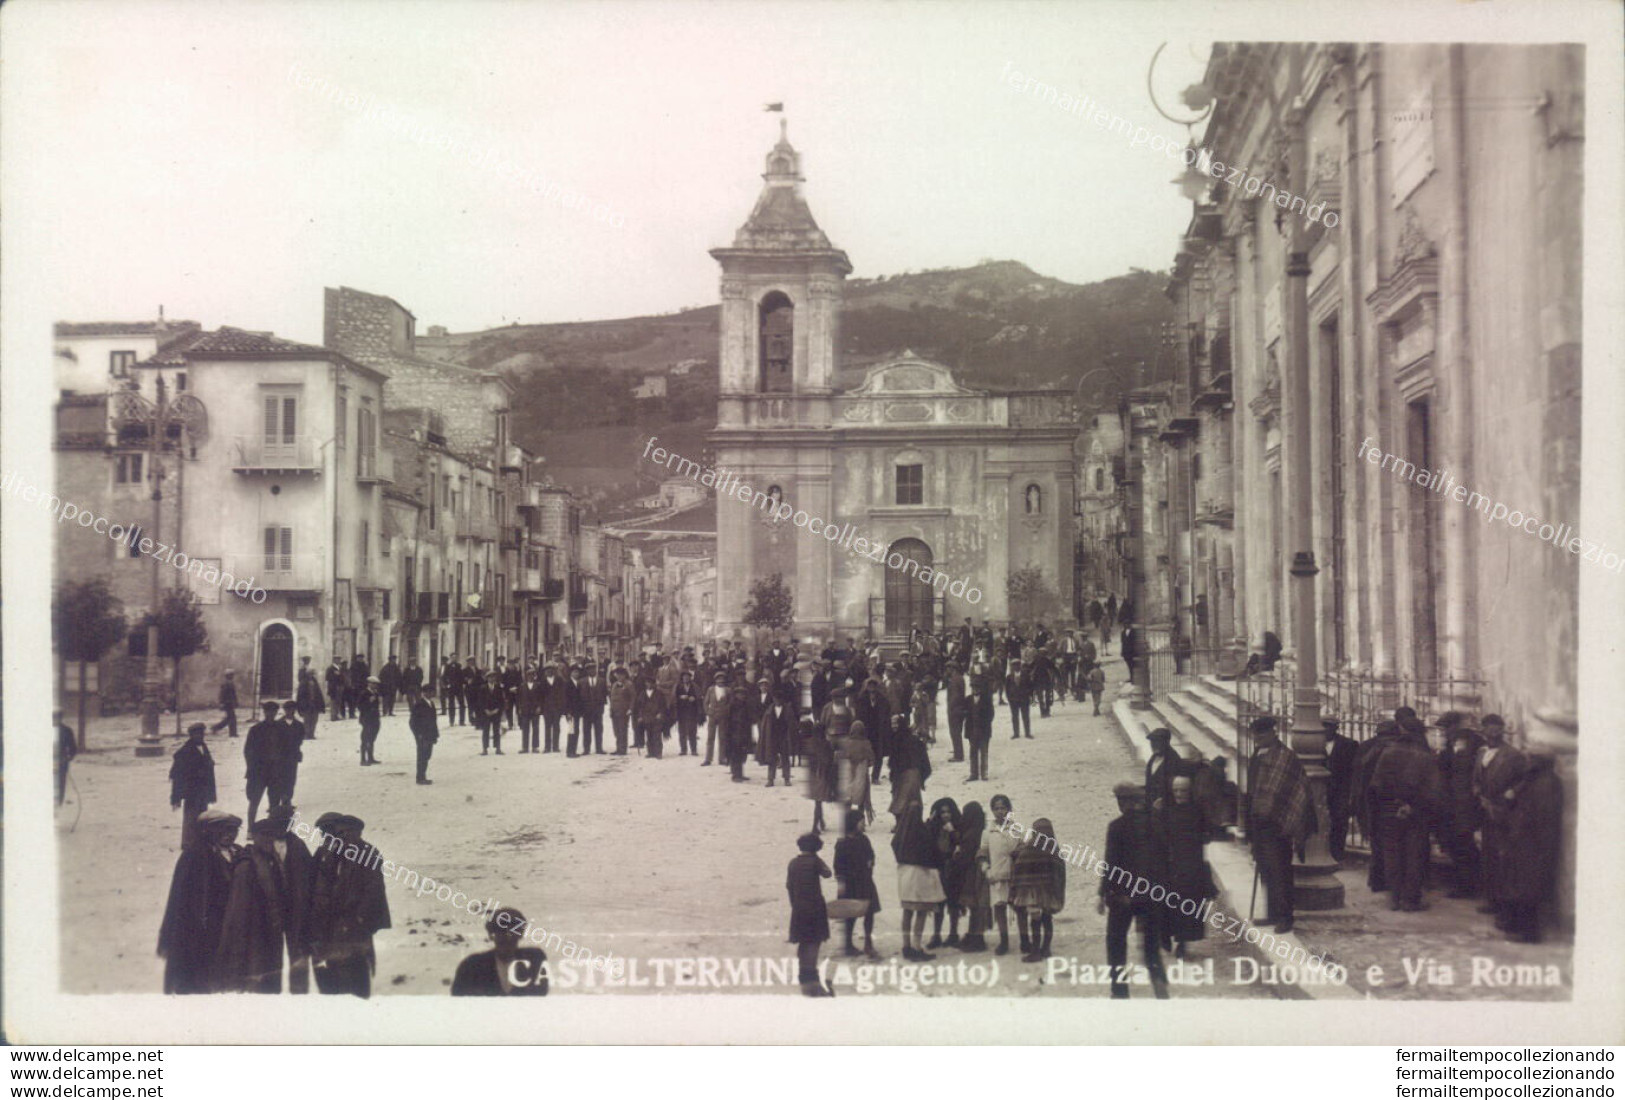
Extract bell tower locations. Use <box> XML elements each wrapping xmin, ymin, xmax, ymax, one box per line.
<box><xmin>711</xmin><ymin>119</ymin><xmax>851</xmax><ymax>426</ymax></box>
<box><xmin>709</xmin><ymin>120</ymin><xmax>849</xmax><ymax>642</ymax></box>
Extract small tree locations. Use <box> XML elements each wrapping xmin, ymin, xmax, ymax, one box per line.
<box><xmin>1006</xmin><ymin>566</ymin><xmax>1061</xmax><ymax>626</ymax></box>
<box><xmin>54</xmin><ymin>580</ymin><xmax>128</xmax><ymax>750</ymax></box>
<box><xmin>135</xmin><ymin>590</ymin><xmax>209</xmax><ymax>731</ymax></box>
<box><xmin>742</xmin><ymin>573</ymin><xmax>794</xmax><ymax>652</ymax></box>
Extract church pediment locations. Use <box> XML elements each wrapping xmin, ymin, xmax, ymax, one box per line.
<box><xmin>847</xmin><ymin>353</ymin><xmax>978</xmax><ymax>397</ymax></box>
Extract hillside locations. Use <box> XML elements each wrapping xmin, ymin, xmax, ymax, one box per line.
<box><xmin>438</xmin><ymin>261</ymin><xmax>1174</xmax><ymax>510</ymax></box>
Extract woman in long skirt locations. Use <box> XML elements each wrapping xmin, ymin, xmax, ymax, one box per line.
<box><xmin>838</xmin><ymin>720</ymin><xmax>875</xmax><ymax>825</ymax></box>
<box><xmin>834</xmin><ymin>810</ymin><xmax>881</xmax><ymax>958</ymax></box>
<box><xmin>954</xmin><ymin>801</ymin><xmax>991</xmax><ymax>952</ymax></box>
<box><xmin>786</xmin><ymin>833</ymin><xmax>833</xmax><ymax>997</ymax></box>
<box><xmin>892</xmin><ymin>795</ymin><xmax>946</xmax><ymax>961</ymax></box>
<box><xmin>927</xmin><ymin>797</ymin><xmax>962</xmax><ymax>949</ymax></box>
<box><xmin>802</xmin><ymin>717</ymin><xmax>839</xmax><ymax>833</ymax></box>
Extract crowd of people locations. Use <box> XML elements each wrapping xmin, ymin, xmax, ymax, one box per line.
<box><xmin>137</xmin><ymin>589</ymin><xmax>1564</xmax><ymax>998</ymax></box>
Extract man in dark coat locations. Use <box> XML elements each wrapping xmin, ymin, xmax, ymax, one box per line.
<box><xmin>635</xmin><ymin>679</ymin><xmax>670</xmax><ymax>761</ymax></box>
<box><xmin>1352</xmin><ymin>719</ymin><xmax>1403</xmax><ymax>891</ymax></box>
<box><xmin>500</xmin><ymin>657</ymin><xmax>523</xmax><ymax>728</ymax></box>
<box><xmin>474</xmin><ymin>672</ymin><xmax>506</xmax><ymax>755</ymax></box>
<box><xmin>295</xmin><ymin>669</ymin><xmax>325</xmax><ymax>741</ymax></box>
<box><xmin>725</xmin><ymin>679</ymin><xmax>754</xmax><ymax>779</ymax></box>
<box><xmin>517</xmin><ymin>667</ymin><xmax>543</xmax><ymax>754</ymax></box>
<box><xmin>1474</xmin><ymin>714</ymin><xmax>1526</xmax><ymax>930</ymax></box>
<box><xmin>214</xmin><ymin>814</ymin><xmax>312</xmax><ymax>993</ymax></box>
<box><xmin>576</xmin><ymin>661</ymin><xmax>608</xmax><ymax>755</ymax></box>
<box><xmin>1030</xmin><ymin>646</ymin><xmax>1056</xmax><ymax>718</ymax></box>
<box><xmin>357</xmin><ymin>678</ymin><xmax>383</xmax><ymax>765</ymax></box>
<box><xmin>309</xmin><ymin>814</ymin><xmax>391</xmax><ymax>997</ymax></box>
<box><xmin>1005</xmin><ymin>658</ymin><xmax>1032</xmax><ymax>740</ymax></box>
<box><xmin>540</xmin><ymin>662</ymin><xmax>571</xmax><ymax>754</ymax></box>
<box><xmin>440</xmin><ymin>657</ymin><xmax>463</xmax><ymax>725</ymax></box>
<box><xmin>1244</xmin><ymin>717</ymin><xmax>1313</xmax><ymax>933</ymax></box>
<box><xmin>760</xmin><ymin>688</ymin><xmax>797</xmax><ymax>787</ymax></box>
<box><xmin>157</xmin><ymin>809</ymin><xmax>241</xmax><ymax>993</ymax></box>
<box><xmin>1098</xmin><ymin>781</ymin><xmax>1169</xmax><ymax>999</ymax></box>
<box><xmin>210</xmin><ymin>669</ymin><xmax>240</xmax><ymax>737</ymax></box>
<box><xmin>348</xmin><ymin>654</ymin><xmax>370</xmax><ymax>718</ymax></box>
<box><xmin>402</xmin><ymin>656</ymin><xmax>424</xmax><ymax>697</ymax></box>
<box><xmin>1322</xmin><ymin>718</ymin><xmax>1359</xmax><ymax>862</ymax></box>
<box><xmin>1144</xmin><ymin>727</ymin><xmax>1180</xmax><ymax>812</ymax></box>
<box><xmin>451</xmin><ymin>907</ymin><xmax>549</xmax><ymax>996</ymax></box>
<box><xmin>1435</xmin><ymin>712</ymin><xmax>1483</xmax><ymax>897</ymax></box>
<box><xmin>1369</xmin><ymin>718</ymin><xmax>1443</xmax><ymax>911</ymax></box>
<box><xmin>378</xmin><ymin>656</ymin><xmax>401</xmax><ymax>717</ymax></box>
<box><xmin>856</xmin><ymin>678</ymin><xmax>892</xmax><ymax>782</ymax></box>
<box><xmin>944</xmin><ymin>660</ymin><xmax>968</xmax><ymax>763</ymax></box>
<box><xmin>170</xmin><ymin>722</ymin><xmax>217</xmax><ymax>849</ymax></box>
<box><xmin>325</xmin><ymin>659</ymin><xmax>346</xmax><ymax>722</ymax></box>
<box><xmin>270</xmin><ymin>702</ymin><xmax>304</xmax><ymax>810</ymax></box>
<box><xmin>243</xmin><ymin>701</ymin><xmax>281</xmax><ymax>826</ymax></box>
<box><xmin>407</xmin><ymin>687</ymin><xmax>439</xmax><ymax>784</ymax></box>
<box><xmin>1501</xmin><ymin>754</ymin><xmax>1562</xmax><ymax>943</ymax></box>
<box><xmin>966</xmin><ymin>672</ymin><xmax>995</xmax><ymax>782</ymax></box>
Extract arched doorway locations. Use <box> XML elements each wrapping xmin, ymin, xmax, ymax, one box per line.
<box><xmin>883</xmin><ymin>538</ymin><xmax>935</xmax><ymax>636</ymax></box>
<box><xmin>259</xmin><ymin>623</ymin><xmax>294</xmax><ymax>699</ymax></box>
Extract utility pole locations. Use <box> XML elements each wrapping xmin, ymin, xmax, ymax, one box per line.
<box><xmin>135</xmin><ymin>376</ymin><xmax>168</xmax><ymax>757</ymax></box>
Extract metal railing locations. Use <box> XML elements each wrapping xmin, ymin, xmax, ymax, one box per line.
<box><xmin>230</xmin><ymin>435</ymin><xmax>320</xmax><ymax>472</ymax></box>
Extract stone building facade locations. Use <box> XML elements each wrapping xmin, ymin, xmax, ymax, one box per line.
<box><xmin>1156</xmin><ymin>43</ymin><xmax>1581</xmax><ymax>910</ymax></box>
<box><xmin>709</xmin><ymin>125</ymin><xmax>1077</xmax><ymax>642</ymax></box>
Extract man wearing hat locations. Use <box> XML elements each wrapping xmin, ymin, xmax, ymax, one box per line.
<box><xmin>158</xmin><ymin>808</ymin><xmax>241</xmax><ymax>993</ymax></box>
<box><xmin>1243</xmin><ymin>717</ymin><xmax>1313</xmax><ymax>933</ymax></box>
<box><xmin>1473</xmin><ymin>714</ymin><xmax>1525</xmax><ymax>930</ymax></box>
<box><xmin>1145</xmin><ymin>727</ymin><xmax>1179</xmax><ymax>812</ymax></box>
<box><xmin>540</xmin><ymin>661</ymin><xmax>571</xmax><ymax>754</ymax></box>
<box><xmin>215</xmin><ymin>815</ymin><xmax>311</xmax><ymax>994</ymax></box>
<box><xmin>966</xmin><ymin>671</ymin><xmax>995</xmax><ymax>782</ymax></box>
<box><xmin>608</xmin><ymin>667</ymin><xmax>635</xmax><ymax>755</ymax></box>
<box><xmin>1323</xmin><ymin>718</ymin><xmax>1359</xmax><ymax>862</ymax></box>
<box><xmin>1097</xmin><ymin>780</ymin><xmax>1169</xmax><ymax>999</ymax></box>
<box><xmin>703</xmin><ymin>670</ymin><xmax>731</xmax><ymax>766</ymax></box>
<box><xmin>295</xmin><ymin>665</ymin><xmax>325</xmax><ymax>741</ymax></box>
<box><xmin>1434</xmin><ymin>712</ymin><xmax>1484</xmax><ymax>897</ymax></box>
<box><xmin>243</xmin><ymin>701</ymin><xmax>282</xmax><ymax>826</ymax></box>
<box><xmin>170</xmin><ymin>722</ymin><xmax>217</xmax><ymax>850</ymax></box>
<box><xmin>575</xmin><ymin>659</ymin><xmax>608</xmax><ymax>755</ymax></box>
<box><xmin>358</xmin><ymin>676</ymin><xmax>383</xmax><ymax>766</ymax></box>
<box><xmin>1352</xmin><ymin>718</ymin><xmax>1403</xmax><ymax>892</ymax></box>
<box><xmin>1369</xmin><ymin>712</ymin><xmax>1443</xmax><ymax>911</ymax></box>
<box><xmin>270</xmin><ymin>702</ymin><xmax>305</xmax><ymax>810</ymax></box>
<box><xmin>309</xmin><ymin>814</ymin><xmax>391</xmax><ymax>998</ymax></box>
<box><xmin>1005</xmin><ymin>657</ymin><xmax>1032</xmax><ymax>740</ymax></box>
<box><xmin>210</xmin><ymin>669</ymin><xmax>239</xmax><ymax>738</ymax></box>
<box><xmin>406</xmin><ymin>686</ymin><xmax>439</xmax><ymax>784</ymax></box>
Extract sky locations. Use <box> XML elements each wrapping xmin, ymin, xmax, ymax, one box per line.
<box><xmin>9</xmin><ymin>0</ymin><xmax>1214</xmax><ymax>343</ymax></box>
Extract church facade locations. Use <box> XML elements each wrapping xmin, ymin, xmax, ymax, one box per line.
<box><xmin>709</xmin><ymin>125</ymin><xmax>1078</xmax><ymax>643</ymax></box>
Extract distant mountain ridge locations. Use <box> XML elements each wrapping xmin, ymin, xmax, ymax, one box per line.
<box><xmin>428</xmin><ymin>261</ymin><xmax>1174</xmax><ymax>511</ymax></box>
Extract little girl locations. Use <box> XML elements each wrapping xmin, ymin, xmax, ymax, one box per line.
<box><xmin>833</xmin><ymin>810</ymin><xmax>881</xmax><ymax>958</ymax></box>
<box><xmin>982</xmin><ymin>795</ymin><xmax>1020</xmax><ymax>955</ymax></box>
<box><xmin>1009</xmin><ymin>816</ymin><xmax>1066</xmax><ymax>962</ymax></box>
<box><xmin>786</xmin><ymin>832</ymin><xmax>834</xmax><ymax>997</ymax></box>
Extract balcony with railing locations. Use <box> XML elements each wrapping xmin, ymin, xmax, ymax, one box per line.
<box><xmin>500</xmin><ymin>524</ymin><xmax>524</xmax><ymax>551</ymax></box>
<box><xmin>455</xmin><ymin>588</ymin><xmax>496</xmax><ymax>618</ymax></box>
<box><xmin>455</xmin><ymin>511</ymin><xmax>498</xmax><ymax>542</ymax></box>
<box><xmin>356</xmin><ymin>448</ymin><xmax>394</xmax><ymax>485</ymax></box>
<box><xmin>568</xmin><ymin>575</ymin><xmax>588</xmax><ymax>614</ymax></box>
<box><xmin>405</xmin><ymin>591</ymin><xmax>450</xmax><ymax>621</ymax></box>
<box><xmin>231</xmin><ymin>435</ymin><xmax>321</xmax><ymax>474</ymax></box>
<box><xmin>225</xmin><ymin>553</ymin><xmax>324</xmax><ymax>593</ymax></box>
